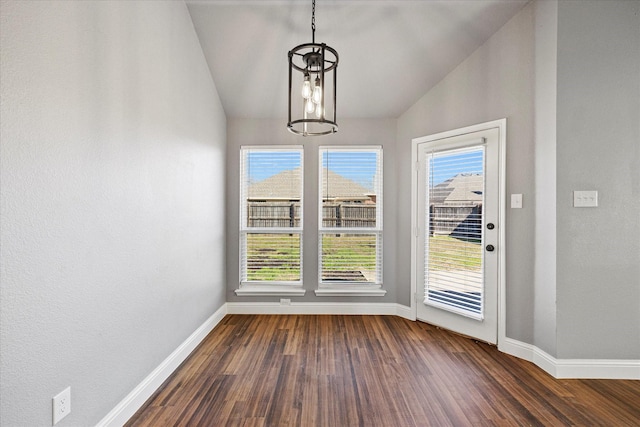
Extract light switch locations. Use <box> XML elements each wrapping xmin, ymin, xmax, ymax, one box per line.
<box><xmin>511</xmin><ymin>194</ymin><xmax>523</xmax><ymax>209</ymax></box>
<box><xmin>573</xmin><ymin>190</ymin><xmax>598</xmax><ymax>207</ymax></box>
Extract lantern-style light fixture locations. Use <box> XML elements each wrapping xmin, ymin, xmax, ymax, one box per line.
<box><xmin>287</xmin><ymin>0</ymin><xmax>338</xmax><ymax>136</ymax></box>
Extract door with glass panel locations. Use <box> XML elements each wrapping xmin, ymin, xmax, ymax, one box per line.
<box><xmin>416</xmin><ymin>127</ymin><xmax>500</xmax><ymax>344</ymax></box>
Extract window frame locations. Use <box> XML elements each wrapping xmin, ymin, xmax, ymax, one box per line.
<box><xmin>236</xmin><ymin>145</ymin><xmax>306</xmax><ymax>297</ymax></box>
<box><xmin>316</xmin><ymin>146</ymin><xmax>385</xmax><ymax>296</ymax></box>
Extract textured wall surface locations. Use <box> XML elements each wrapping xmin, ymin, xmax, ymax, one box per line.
<box><xmin>397</xmin><ymin>3</ymin><xmax>536</xmax><ymax>344</ymax></box>
<box><xmin>556</xmin><ymin>0</ymin><xmax>640</xmax><ymax>360</ymax></box>
<box><xmin>0</xmin><ymin>1</ymin><xmax>227</xmax><ymax>426</ymax></box>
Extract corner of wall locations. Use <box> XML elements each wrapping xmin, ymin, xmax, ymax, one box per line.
<box><xmin>532</xmin><ymin>0</ymin><xmax>558</xmax><ymax>358</ymax></box>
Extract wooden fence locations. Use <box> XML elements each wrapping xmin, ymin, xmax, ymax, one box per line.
<box><xmin>247</xmin><ymin>202</ymin><xmax>301</xmax><ymax>227</ymax></box>
<box><xmin>247</xmin><ymin>201</ymin><xmax>480</xmax><ymax>236</ymax></box>
<box><xmin>247</xmin><ymin>202</ymin><xmax>376</xmax><ymax>228</ymax></box>
<box><xmin>430</xmin><ymin>204</ymin><xmax>482</xmax><ymax>240</ymax></box>
<box><xmin>322</xmin><ymin>203</ymin><xmax>376</xmax><ymax>228</ymax></box>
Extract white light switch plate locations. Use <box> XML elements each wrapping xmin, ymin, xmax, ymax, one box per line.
<box><xmin>511</xmin><ymin>194</ymin><xmax>523</xmax><ymax>209</ymax></box>
<box><xmin>573</xmin><ymin>190</ymin><xmax>598</xmax><ymax>207</ymax></box>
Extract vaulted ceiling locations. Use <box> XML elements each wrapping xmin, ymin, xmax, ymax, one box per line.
<box><xmin>186</xmin><ymin>0</ymin><xmax>529</xmax><ymax>119</ymax></box>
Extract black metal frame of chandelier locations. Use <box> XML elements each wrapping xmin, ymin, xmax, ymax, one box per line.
<box><xmin>287</xmin><ymin>42</ymin><xmax>339</xmax><ymax>137</ymax></box>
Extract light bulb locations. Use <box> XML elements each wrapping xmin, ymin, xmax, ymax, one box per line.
<box><xmin>301</xmin><ymin>75</ymin><xmax>312</xmax><ymax>99</ymax></box>
<box><xmin>312</xmin><ymin>77</ymin><xmax>322</xmax><ymax>104</ymax></box>
<box><xmin>315</xmin><ymin>102</ymin><xmax>323</xmax><ymax>118</ymax></box>
<box><xmin>305</xmin><ymin>98</ymin><xmax>315</xmax><ymax>114</ymax></box>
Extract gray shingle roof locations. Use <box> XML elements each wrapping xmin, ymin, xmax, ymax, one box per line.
<box><xmin>430</xmin><ymin>173</ymin><xmax>483</xmax><ymax>205</ymax></box>
<box><xmin>248</xmin><ymin>168</ymin><xmax>301</xmax><ymax>200</ymax></box>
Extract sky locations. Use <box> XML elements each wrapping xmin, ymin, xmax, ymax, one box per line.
<box><xmin>246</xmin><ymin>149</ymin><xmax>379</xmax><ymax>191</ymax></box>
<box><xmin>429</xmin><ymin>147</ymin><xmax>484</xmax><ymax>185</ymax></box>
<box><xmin>246</xmin><ymin>147</ymin><xmax>483</xmax><ymax>189</ymax></box>
<box><xmin>245</xmin><ymin>150</ymin><xmax>301</xmax><ymax>183</ymax></box>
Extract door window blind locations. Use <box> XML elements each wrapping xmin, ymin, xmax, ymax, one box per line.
<box><xmin>425</xmin><ymin>146</ymin><xmax>485</xmax><ymax>318</ymax></box>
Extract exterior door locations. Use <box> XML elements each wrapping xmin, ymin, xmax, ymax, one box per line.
<box><xmin>415</xmin><ymin>125</ymin><xmax>501</xmax><ymax>344</ymax></box>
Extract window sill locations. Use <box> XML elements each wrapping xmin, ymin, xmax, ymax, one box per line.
<box><xmin>315</xmin><ymin>288</ymin><xmax>387</xmax><ymax>297</ymax></box>
<box><xmin>235</xmin><ymin>286</ymin><xmax>306</xmax><ymax>297</ymax></box>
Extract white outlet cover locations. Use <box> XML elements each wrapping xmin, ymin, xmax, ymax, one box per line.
<box><xmin>53</xmin><ymin>386</ymin><xmax>71</xmax><ymax>425</ymax></box>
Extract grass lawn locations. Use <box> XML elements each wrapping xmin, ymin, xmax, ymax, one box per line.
<box><xmin>244</xmin><ymin>234</ymin><xmax>480</xmax><ymax>282</ymax></box>
<box><xmin>245</xmin><ymin>233</ymin><xmax>377</xmax><ymax>282</ymax></box>
<box><xmin>245</xmin><ymin>234</ymin><xmax>301</xmax><ymax>281</ymax></box>
<box><xmin>428</xmin><ymin>235</ymin><xmax>482</xmax><ymax>271</ymax></box>
<box><xmin>321</xmin><ymin>234</ymin><xmax>376</xmax><ymax>281</ymax></box>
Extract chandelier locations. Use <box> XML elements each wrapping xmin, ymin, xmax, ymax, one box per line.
<box><xmin>287</xmin><ymin>0</ymin><xmax>338</xmax><ymax>136</ymax></box>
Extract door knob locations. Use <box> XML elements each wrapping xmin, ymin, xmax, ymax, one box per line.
<box><xmin>487</xmin><ymin>223</ymin><xmax>495</xmax><ymax>230</ymax></box>
<box><xmin>486</xmin><ymin>244</ymin><xmax>495</xmax><ymax>252</ymax></box>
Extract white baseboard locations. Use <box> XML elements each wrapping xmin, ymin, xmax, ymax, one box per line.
<box><xmin>395</xmin><ymin>304</ymin><xmax>413</xmax><ymax>320</ymax></box>
<box><xmin>226</xmin><ymin>301</ymin><xmax>412</xmax><ymax>318</ymax></box>
<box><xmin>96</xmin><ymin>304</ymin><xmax>228</xmax><ymax>427</ymax></box>
<box><xmin>500</xmin><ymin>337</ymin><xmax>640</xmax><ymax>380</ymax></box>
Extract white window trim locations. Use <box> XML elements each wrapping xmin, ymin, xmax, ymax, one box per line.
<box><xmin>236</xmin><ymin>146</ymin><xmax>305</xmax><ymax>297</ymax></box>
<box><xmin>317</xmin><ymin>146</ymin><xmax>385</xmax><ymax>296</ymax></box>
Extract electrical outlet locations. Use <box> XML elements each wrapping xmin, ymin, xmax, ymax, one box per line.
<box><xmin>52</xmin><ymin>387</ymin><xmax>71</xmax><ymax>425</ymax></box>
<box><xmin>280</xmin><ymin>298</ymin><xmax>291</xmax><ymax>306</ymax></box>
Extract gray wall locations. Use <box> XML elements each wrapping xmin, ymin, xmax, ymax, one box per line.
<box><xmin>226</xmin><ymin>118</ymin><xmax>397</xmax><ymax>303</ymax></box>
<box><xmin>397</xmin><ymin>0</ymin><xmax>640</xmax><ymax>359</ymax></box>
<box><xmin>0</xmin><ymin>2</ymin><xmax>227</xmax><ymax>426</ymax></box>
<box><xmin>556</xmin><ymin>0</ymin><xmax>640</xmax><ymax>360</ymax></box>
<box><xmin>396</xmin><ymin>3</ymin><xmax>536</xmax><ymax>344</ymax></box>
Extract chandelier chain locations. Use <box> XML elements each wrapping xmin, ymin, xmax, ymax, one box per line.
<box><xmin>311</xmin><ymin>0</ymin><xmax>316</xmax><ymax>43</ymax></box>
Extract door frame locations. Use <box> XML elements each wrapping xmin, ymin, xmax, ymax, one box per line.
<box><xmin>410</xmin><ymin>118</ymin><xmax>506</xmax><ymax>345</ymax></box>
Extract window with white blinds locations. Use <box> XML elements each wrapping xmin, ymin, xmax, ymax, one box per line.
<box><xmin>319</xmin><ymin>147</ymin><xmax>382</xmax><ymax>285</ymax></box>
<box><xmin>425</xmin><ymin>146</ymin><xmax>485</xmax><ymax>318</ymax></box>
<box><xmin>240</xmin><ymin>146</ymin><xmax>303</xmax><ymax>285</ymax></box>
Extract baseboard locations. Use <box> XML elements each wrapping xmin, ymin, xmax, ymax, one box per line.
<box><xmin>395</xmin><ymin>304</ymin><xmax>413</xmax><ymax>320</ymax></box>
<box><xmin>96</xmin><ymin>304</ymin><xmax>228</xmax><ymax>427</ymax></box>
<box><xmin>227</xmin><ymin>301</ymin><xmax>412</xmax><ymax>318</ymax></box>
<box><xmin>500</xmin><ymin>337</ymin><xmax>640</xmax><ymax>380</ymax></box>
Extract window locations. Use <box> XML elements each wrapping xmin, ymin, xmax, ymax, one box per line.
<box><xmin>318</xmin><ymin>147</ymin><xmax>383</xmax><ymax>292</ymax></box>
<box><xmin>238</xmin><ymin>146</ymin><xmax>304</xmax><ymax>295</ymax></box>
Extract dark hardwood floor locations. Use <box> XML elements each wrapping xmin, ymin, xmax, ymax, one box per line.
<box><xmin>126</xmin><ymin>315</ymin><xmax>640</xmax><ymax>426</ymax></box>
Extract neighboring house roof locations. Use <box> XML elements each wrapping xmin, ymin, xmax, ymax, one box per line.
<box><xmin>248</xmin><ymin>167</ymin><xmax>372</xmax><ymax>201</ymax></box>
<box><xmin>430</xmin><ymin>173</ymin><xmax>483</xmax><ymax>204</ymax></box>
<box><xmin>248</xmin><ymin>168</ymin><xmax>301</xmax><ymax>200</ymax></box>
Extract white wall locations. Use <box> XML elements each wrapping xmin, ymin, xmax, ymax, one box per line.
<box><xmin>397</xmin><ymin>3</ymin><xmax>536</xmax><ymax>344</ymax></box>
<box><xmin>0</xmin><ymin>2</ymin><xmax>227</xmax><ymax>426</ymax></box>
<box><xmin>556</xmin><ymin>0</ymin><xmax>640</xmax><ymax>360</ymax></box>
<box><xmin>226</xmin><ymin>118</ymin><xmax>397</xmax><ymax>303</ymax></box>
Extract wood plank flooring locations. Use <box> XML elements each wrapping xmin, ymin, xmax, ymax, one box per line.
<box><xmin>126</xmin><ymin>315</ymin><xmax>640</xmax><ymax>426</ymax></box>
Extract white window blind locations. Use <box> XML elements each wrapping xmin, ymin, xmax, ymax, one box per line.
<box><xmin>240</xmin><ymin>146</ymin><xmax>303</xmax><ymax>284</ymax></box>
<box><xmin>425</xmin><ymin>146</ymin><xmax>484</xmax><ymax>318</ymax></box>
<box><xmin>319</xmin><ymin>147</ymin><xmax>382</xmax><ymax>285</ymax></box>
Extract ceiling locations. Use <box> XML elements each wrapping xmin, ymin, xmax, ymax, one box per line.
<box><xmin>186</xmin><ymin>0</ymin><xmax>529</xmax><ymax>119</ymax></box>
